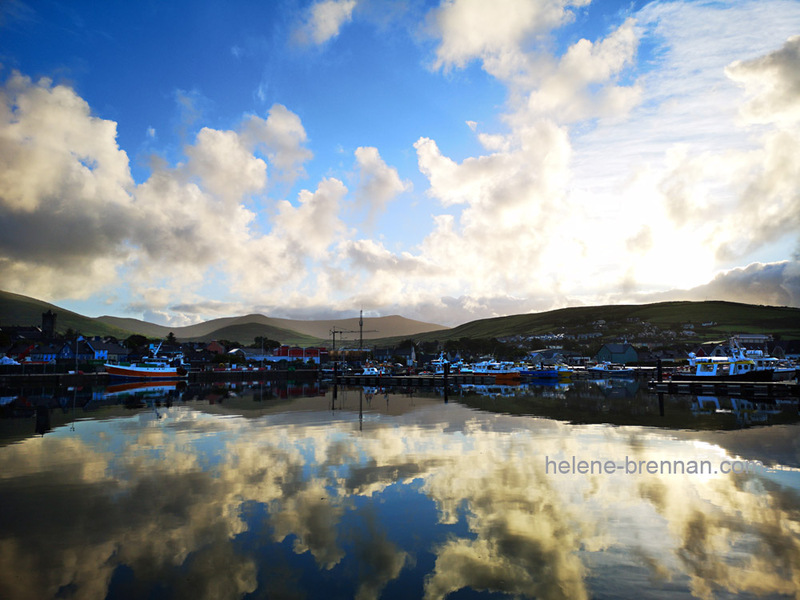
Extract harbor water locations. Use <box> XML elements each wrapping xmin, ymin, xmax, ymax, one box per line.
<box><xmin>1</xmin><ymin>378</ymin><xmax>799</xmax><ymax>599</ymax></box>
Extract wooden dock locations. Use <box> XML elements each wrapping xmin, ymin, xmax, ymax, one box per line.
<box><xmin>649</xmin><ymin>380</ymin><xmax>800</xmax><ymax>398</ymax></box>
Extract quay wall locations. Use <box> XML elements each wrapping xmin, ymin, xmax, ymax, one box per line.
<box><xmin>0</xmin><ymin>368</ymin><xmax>319</xmax><ymax>387</ymax></box>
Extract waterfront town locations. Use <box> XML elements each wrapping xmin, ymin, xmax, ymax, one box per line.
<box><xmin>2</xmin><ymin>309</ymin><xmax>799</xmax><ymax>377</ymax></box>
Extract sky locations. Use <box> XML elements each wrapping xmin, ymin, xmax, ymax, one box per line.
<box><xmin>1</xmin><ymin>0</ymin><xmax>799</xmax><ymax>328</ymax></box>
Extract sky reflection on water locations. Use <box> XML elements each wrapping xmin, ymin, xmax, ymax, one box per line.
<box><xmin>0</xmin><ymin>381</ymin><xmax>799</xmax><ymax>599</ymax></box>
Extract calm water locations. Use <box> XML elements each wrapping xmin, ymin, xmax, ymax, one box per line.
<box><xmin>1</xmin><ymin>379</ymin><xmax>800</xmax><ymax>599</ymax></box>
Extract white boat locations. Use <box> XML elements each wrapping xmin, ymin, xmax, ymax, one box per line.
<box><xmin>587</xmin><ymin>362</ymin><xmax>634</xmax><ymax>377</ymax></box>
<box><xmin>672</xmin><ymin>338</ymin><xmax>773</xmax><ymax>382</ymax></box>
<box><xmin>361</xmin><ymin>366</ymin><xmax>384</xmax><ymax>376</ymax></box>
<box><xmin>431</xmin><ymin>353</ymin><xmax>449</xmax><ymax>375</ymax></box>
<box><xmin>742</xmin><ymin>349</ymin><xmax>797</xmax><ymax>381</ymax></box>
<box><xmin>454</xmin><ymin>361</ymin><xmax>473</xmax><ymax>374</ymax></box>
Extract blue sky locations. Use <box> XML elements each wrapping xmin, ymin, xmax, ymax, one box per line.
<box><xmin>1</xmin><ymin>0</ymin><xmax>799</xmax><ymax>327</ymax></box>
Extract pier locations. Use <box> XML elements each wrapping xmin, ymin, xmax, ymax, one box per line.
<box><xmin>649</xmin><ymin>380</ymin><xmax>800</xmax><ymax>398</ymax></box>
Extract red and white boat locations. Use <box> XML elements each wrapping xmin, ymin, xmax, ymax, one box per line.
<box><xmin>105</xmin><ymin>343</ymin><xmax>187</xmax><ymax>379</ymax></box>
<box><xmin>104</xmin><ymin>360</ymin><xmax>186</xmax><ymax>379</ymax></box>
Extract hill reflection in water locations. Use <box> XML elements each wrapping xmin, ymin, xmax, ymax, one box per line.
<box><xmin>0</xmin><ymin>380</ymin><xmax>798</xmax><ymax>599</ymax></box>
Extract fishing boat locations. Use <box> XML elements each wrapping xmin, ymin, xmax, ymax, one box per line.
<box><xmin>104</xmin><ymin>343</ymin><xmax>187</xmax><ymax>379</ymax></box>
<box><xmin>672</xmin><ymin>339</ymin><xmax>773</xmax><ymax>381</ymax></box>
<box><xmin>587</xmin><ymin>362</ymin><xmax>635</xmax><ymax>377</ymax></box>
<box><xmin>743</xmin><ymin>349</ymin><xmax>798</xmax><ymax>381</ymax></box>
<box><xmin>105</xmin><ymin>360</ymin><xmax>187</xmax><ymax>379</ymax></box>
<box><xmin>472</xmin><ymin>360</ymin><xmax>521</xmax><ymax>383</ymax></box>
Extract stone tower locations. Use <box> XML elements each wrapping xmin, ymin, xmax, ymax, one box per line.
<box><xmin>42</xmin><ymin>310</ymin><xmax>56</xmax><ymax>339</ymax></box>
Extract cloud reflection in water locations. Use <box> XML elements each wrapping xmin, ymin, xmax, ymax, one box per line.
<box><xmin>0</xmin><ymin>397</ymin><xmax>798</xmax><ymax>599</ymax></box>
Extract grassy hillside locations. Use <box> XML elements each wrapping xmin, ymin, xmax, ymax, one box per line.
<box><xmin>0</xmin><ymin>290</ymin><xmax>134</xmax><ymax>339</ymax></box>
<box><xmin>182</xmin><ymin>323</ymin><xmax>322</xmax><ymax>347</ymax></box>
<box><xmin>375</xmin><ymin>301</ymin><xmax>800</xmax><ymax>347</ymax></box>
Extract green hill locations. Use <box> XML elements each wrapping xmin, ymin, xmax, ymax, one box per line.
<box><xmin>182</xmin><ymin>322</ymin><xmax>322</xmax><ymax>347</ymax></box>
<box><xmin>375</xmin><ymin>301</ymin><xmax>800</xmax><ymax>347</ymax></box>
<box><xmin>2</xmin><ymin>290</ymin><xmax>798</xmax><ymax>348</ymax></box>
<box><xmin>0</xmin><ymin>290</ymin><xmax>133</xmax><ymax>339</ymax></box>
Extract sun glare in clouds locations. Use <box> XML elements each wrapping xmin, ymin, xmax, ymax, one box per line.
<box><xmin>0</xmin><ymin>0</ymin><xmax>799</xmax><ymax>325</ymax></box>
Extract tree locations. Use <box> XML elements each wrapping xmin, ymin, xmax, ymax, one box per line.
<box><xmin>125</xmin><ymin>334</ymin><xmax>148</xmax><ymax>351</ymax></box>
<box><xmin>420</xmin><ymin>340</ymin><xmax>439</xmax><ymax>354</ymax></box>
<box><xmin>397</xmin><ymin>338</ymin><xmax>417</xmax><ymax>350</ymax></box>
<box><xmin>166</xmin><ymin>332</ymin><xmax>177</xmax><ymax>345</ymax></box>
<box><xmin>252</xmin><ymin>336</ymin><xmax>280</xmax><ymax>350</ymax></box>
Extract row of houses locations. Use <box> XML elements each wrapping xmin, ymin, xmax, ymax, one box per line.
<box><xmin>0</xmin><ymin>335</ymin><xmax>332</xmax><ymax>367</ymax></box>
<box><xmin>2</xmin><ymin>337</ymin><xmax>130</xmax><ymax>364</ymax></box>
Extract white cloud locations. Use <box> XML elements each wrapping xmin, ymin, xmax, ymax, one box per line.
<box><xmin>431</xmin><ymin>0</ymin><xmax>589</xmax><ymax>73</ymax></box>
<box><xmin>185</xmin><ymin>127</ymin><xmax>267</xmax><ymax>205</ymax></box>
<box><xmin>634</xmin><ymin>260</ymin><xmax>800</xmax><ymax>307</ymax></box>
<box><xmin>0</xmin><ymin>72</ymin><xmax>134</xmax><ymax>299</ymax></box>
<box><xmin>295</xmin><ymin>0</ymin><xmax>357</xmax><ymax>46</ymax></box>
<box><xmin>3</xmin><ymin>1</ymin><xmax>800</xmax><ymax>325</ymax></box>
<box><xmin>242</xmin><ymin>104</ymin><xmax>313</xmax><ymax>183</ymax></box>
<box><xmin>726</xmin><ymin>35</ymin><xmax>800</xmax><ymax>126</ymax></box>
<box><xmin>274</xmin><ymin>177</ymin><xmax>349</xmax><ymax>258</ymax></box>
<box><xmin>524</xmin><ymin>18</ymin><xmax>641</xmax><ymax>122</ymax></box>
<box><xmin>0</xmin><ymin>74</ymin><xmax>336</xmax><ymax>320</ymax></box>
<box><xmin>353</xmin><ymin>146</ymin><xmax>411</xmax><ymax>226</ymax></box>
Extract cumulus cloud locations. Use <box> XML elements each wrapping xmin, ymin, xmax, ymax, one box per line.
<box><xmin>3</xmin><ymin>1</ymin><xmax>800</xmax><ymax>325</ymax></box>
<box><xmin>648</xmin><ymin>33</ymin><xmax>800</xmax><ymax>268</ymax></box>
<box><xmin>0</xmin><ymin>72</ymin><xmax>134</xmax><ymax>298</ymax></box>
<box><xmin>430</xmin><ymin>0</ymin><xmax>589</xmax><ymax>74</ymax></box>
<box><xmin>185</xmin><ymin>128</ymin><xmax>267</xmax><ymax>205</ymax></box>
<box><xmin>0</xmin><ymin>73</ymin><xmax>339</xmax><ymax>321</ymax></box>
<box><xmin>412</xmin><ymin>119</ymin><xmax>572</xmax><ymax>303</ymax></box>
<box><xmin>241</xmin><ymin>103</ymin><xmax>313</xmax><ymax>183</ymax></box>
<box><xmin>726</xmin><ymin>35</ymin><xmax>800</xmax><ymax>126</ymax></box>
<box><xmin>353</xmin><ymin>146</ymin><xmax>410</xmax><ymax>226</ymax></box>
<box><xmin>294</xmin><ymin>0</ymin><xmax>357</xmax><ymax>46</ymax></box>
<box><xmin>524</xmin><ymin>18</ymin><xmax>641</xmax><ymax>122</ymax></box>
<box><xmin>274</xmin><ymin>177</ymin><xmax>349</xmax><ymax>258</ymax></box>
<box><xmin>640</xmin><ymin>260</ymin><xmax>800</xmax><ymax>307</ymax></box>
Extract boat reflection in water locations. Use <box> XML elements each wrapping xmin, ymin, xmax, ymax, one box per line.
<box><xmin>0</xmin><ymin>381</ymin><xmax>799</xmax><ymax>599</ymax></box>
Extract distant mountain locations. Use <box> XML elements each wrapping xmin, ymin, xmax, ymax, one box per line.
<box><xmin>96</xmin><ymin>312</ymin><xmax>449</xmax><ymax>345</ymax></box>
<box><xmin>0</xmin><ymin>290</ymin><xmax>449</xmax><ymax>345</ymax></box>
